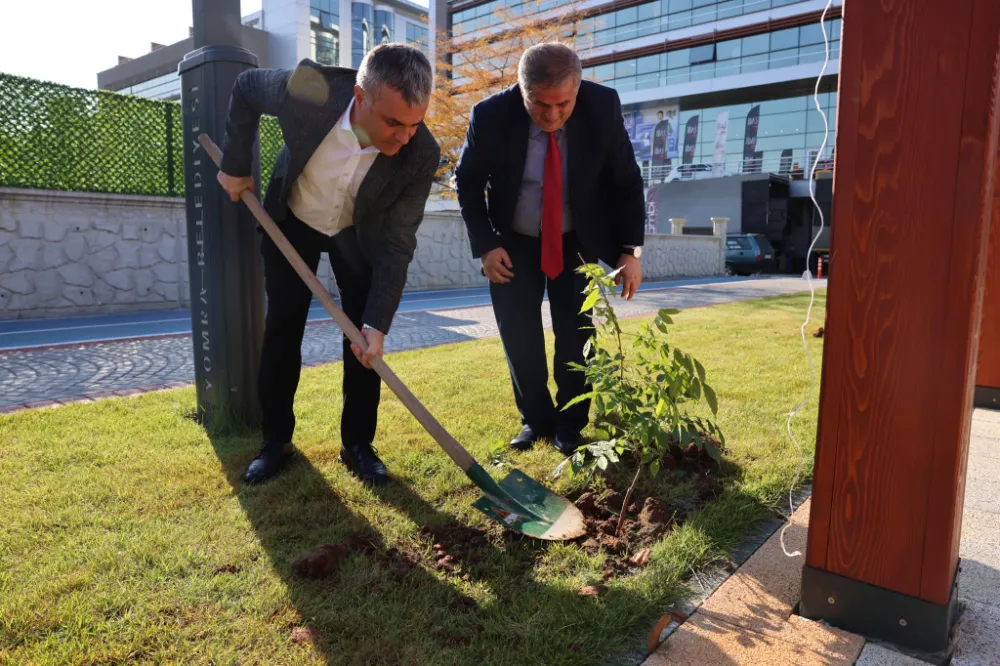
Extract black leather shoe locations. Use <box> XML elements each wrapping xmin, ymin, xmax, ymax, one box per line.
<box><xmin>339</xmin><ymin>442</ymin><xmax>389</xmax><ymax>485</ymax></box>
<box><xmin>554</xmin><ymin>430</ymin><xmax>583</xmax><ymax>457</ymax></box>
<box><xmin>242</xmin><ymin>442</ymin><xmax>294</xmax><ymax>485</ymax></box>
<box><xmin>510</xmin><ymin>425</ymin><xmax>554</xmax><ymax>451</ymax></box>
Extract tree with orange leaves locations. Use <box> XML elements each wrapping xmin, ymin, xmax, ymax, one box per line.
<box><xmin>427</xmin><ymin>0</ymin><xmax>592</xmax><ymax>194</ymax></box>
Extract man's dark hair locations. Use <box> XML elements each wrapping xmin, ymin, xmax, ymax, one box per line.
<box><xmin>357</xmin><ymin>43</ymin><xmax>433</xmax><ymax>107</ymax></box>
<box><xmin>518</xmin><ymin>42</ymin><xmax>582</xmax><ymax>94</ymax></box>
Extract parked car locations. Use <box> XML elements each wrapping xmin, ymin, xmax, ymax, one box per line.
<box><xmin>665</xmin><ymin>163</ymin><xmax>737</xmax><ymax>182</ymax></box>
<box><xmin>726</xmin><ymin>233</ymin><xmax>776</xmax><ymax>275</ymax></box>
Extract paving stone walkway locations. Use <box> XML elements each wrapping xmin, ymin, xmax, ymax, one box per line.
<box><xmin>642</xmin><ymin>409</ymin><xmax>1000</xmax><ymax>666</ymax></box>
<box><xmin>0</xmin><ymin>277</ymin><xmax>822</xmax><ymax>411</ymax></box>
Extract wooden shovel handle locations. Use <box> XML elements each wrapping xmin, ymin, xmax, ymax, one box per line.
<box><xmin>198</xmin><ymin>134</ymin><xmax>476</xmax><ymax>472</ymax></box>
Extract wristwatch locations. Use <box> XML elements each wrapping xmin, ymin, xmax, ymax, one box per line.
<box><xmin>622</xmin><ymin>246</ymin><xmax>642</xmax><ymax>259</ymax></box>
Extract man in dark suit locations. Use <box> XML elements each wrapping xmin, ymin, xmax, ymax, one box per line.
<box><xmin>455</xmin><ymin>43</ymin><xmax>645</xmax><ymax>455</ymax></box>
<box><xmin>216</xmin><ymin>44</ymin><xmax>441</xmax><ymax>485</ymax></box>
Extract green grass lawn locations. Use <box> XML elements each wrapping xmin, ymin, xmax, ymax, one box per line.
<box><xmin>0</xmin><ymin>292</ymin><xmax>826</xmax><ymax>666</ymax></box>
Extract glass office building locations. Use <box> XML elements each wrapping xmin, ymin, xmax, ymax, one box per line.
<box><xmin>99</xmin><ymin>0</ymin><xmax>430</xmax><ymax>102</ymax></box>
<box><xmin>351</xmin><ymin>1</ymin><xmax>425</xmax><ymax>66</ymax></box>
<box><xmin>310</xmin><ymin>0</ymin><xmax>341</xmax><ymax>66</ymax></box>
<box><xmin>446</xmin><ymin>0</ymin><xmax>842</xmax><ymax>181</ymax></box>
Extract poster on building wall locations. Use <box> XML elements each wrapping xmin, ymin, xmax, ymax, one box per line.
<box><xmin>712</xmin><ymin>111</ymin><xmax>729</xmax><ymax>175</ymax></box>
<box><xmin>624</xmin><ymin>101</ymin><xmax>680</xmax><ymax>164</ymax></box>
<box><xmin>742</xmin><ymin>105</ymin><xmax>761</xmax><ymax>173</ymax></box>
<box><xmin>622</xmin><ymin>110</ymin><xmax>636</xmax><ymax>137</ymax></box>
<box><xmin>651</xmin><ymin>117</ymin><xmax>672</xmax><ymax>167</ymax></box>
<box><xmin>682</xmin><ymin>115</ymin><xmax>699</xmax><ymax>164</ymax></box>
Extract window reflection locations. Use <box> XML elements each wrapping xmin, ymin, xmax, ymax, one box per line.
<box><xmin>452</xmin><ymin>0</ymin><xmax>815</xmax><ymax>36</ymax></box>
<box><xmin>623</xmin><ymin>90</ymin><xmax>837</xmax><ymax>174</ymax></box>
<box><xmin>581</xmin><ymin>19</ymin><xmax>841</xmax><ymax>92</ymax></box>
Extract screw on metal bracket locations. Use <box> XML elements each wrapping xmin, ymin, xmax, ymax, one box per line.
<box><xmin>899</xmin><ymin>619</ymin><xmax>908</xmax><ymax>627</ymax></box>
<box><xmin>828</xmin><ymin>597</ymin><xmax>836</xmax><ymax>605</ymax></box>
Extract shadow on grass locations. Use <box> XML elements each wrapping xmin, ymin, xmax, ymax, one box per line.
<box><xmin>198</xmin><ymin>426</ymin><xmax>629</xmax><ymax>665</ymax></box>
<box><xmin>200</xmin><ymin>417</ymin><xmax>803</xmax><ymax>666</ymax></box>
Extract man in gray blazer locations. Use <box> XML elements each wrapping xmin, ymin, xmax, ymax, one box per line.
<box><xmin>216</xmin><ymin>43</ymin><xmax>440</xmax><ymax>486</ymax></box>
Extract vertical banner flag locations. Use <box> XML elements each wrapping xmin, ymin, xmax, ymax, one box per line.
<box><xmin>651</xmin><ymin>114</ymin><xmax>672</xmax><ymax>170</ymax></box>
<box><xmin>742</xmin><ymin>104</ymin><xmax>760</xmax><ymax>173</ymax></box>
<box><xmin>682</xmin><ymin>115</ymin><xmax>699</xmax><ymax>164</ymax></box>
<box><xmin>645</xmin><ymin>186</ymin><xmax>659</xmax><ymax>234</ymax></box>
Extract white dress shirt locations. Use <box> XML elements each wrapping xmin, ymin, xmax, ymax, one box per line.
<box><xmin>288</xmin><ymin>97</ymin><xmax>380</xmax><ymax>237</ymax></box>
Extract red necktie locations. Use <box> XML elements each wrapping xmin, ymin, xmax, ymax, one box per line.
<box><xmin>541</xmin><ymin>131</ymin><xmax>564</xmax><ymax>280</ymax></box>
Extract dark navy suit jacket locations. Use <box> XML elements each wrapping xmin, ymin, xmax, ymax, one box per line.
<box><xmin>219</xmin><ymin>59</ymin><xmax>440</xmax><ymax>334</ymax></box>
<box><xmin>455</xmin><ymin>81</ymin><xmax>645</xmax><ymax>267</ymax></box>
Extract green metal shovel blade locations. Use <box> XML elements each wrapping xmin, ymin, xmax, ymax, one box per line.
<box><xmin>468</xmin><ymin>466</ymin><xmax>587</xmax><ymax>541</ymax></box>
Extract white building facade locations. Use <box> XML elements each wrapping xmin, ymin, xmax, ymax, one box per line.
<box><xmin>263</xmin><ymin>0</ymin><xmax>430</xmax><ymax>71</ymax></box>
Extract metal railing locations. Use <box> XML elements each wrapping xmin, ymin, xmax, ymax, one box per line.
<box><xmin>639</xmin><ymin>152</ymin><xmax>834</xmax><ymax>186</ymax></box>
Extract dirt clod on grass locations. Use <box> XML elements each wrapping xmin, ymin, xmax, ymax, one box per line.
<box><xmin>574</xmin><ymin>492</ymin><xmax>599</xmax><ymax>513</ymax></box>
<box><xmin>379</xmin><ymin>547</ymin><xmax>423</xmax><ymax>577</ymax></box>
<box><xmin>568</xmin><ymin>439</ymin><xmax>727</xmax><ymax>576</ymax></box>
<box><xmin>631</xmin><ymin>548</ymin><xmax>652</xmax><ymax>567</ymax></box>
<box><xmin>291</xmin><ymin>544</ymin><xmax>350</xmax><ymax>579</ymax></box>
<box><xmin>342</xmin><ymin>535</ymin><xmax>379</xmax><ymax>554</ymax></box>
<box><xmin>417</xmin><ymin>523</ymin><xmax>507</xmax><ymax>574</ymax></box>
<box><xmin>449</xmin><ymin>595</ymin><xmax>478</xmax><ymax>613</ymax></box>
<box><xmin>287</xmin><ymin>440</ymin><xmax>726</xmax><ymax>587</ymax></box>
<box><xmin>435</xmin><ymin>627</ymin><xmax>472</xmax><ymax>647</ymax></box>
<box><xmin>290</xmin><ymin>626</ymin><xmax>321</xmax><ymax>644</ymax></box>
<box><xmin>213</xmin><ymin>564</ymin><xmax>241</xmax><ymax>575</ymax></box>
<box><xmin>578</xmin><ymin>584</ymin><xmax>607</xmax><ymax>597</ymax></box>
<box><xmin>639</xmin><ymin>497</ymin><xmax>671</xmax><ymax>527</ymax></box>
<box><xmin>575</xmin><ymin>492</ymin><xmax>665</xmax><ymax>572</ymax></box>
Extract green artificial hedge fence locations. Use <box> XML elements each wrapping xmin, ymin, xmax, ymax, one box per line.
<box><xmin>0</xmin><ymin>72</ymin><xmax>283</xmax><ymax>197</ymax></box>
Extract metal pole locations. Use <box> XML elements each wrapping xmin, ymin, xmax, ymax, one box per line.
<box><xmin>178</xmin><ymin>0</ymin><xmax>265</xmax><ymax>429</ymax></box>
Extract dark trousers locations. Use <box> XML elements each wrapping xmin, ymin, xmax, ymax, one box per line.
<box><xmin>489</xmin><ymin>232</ymin><xmax>596</xmax><ymax>436</ymax></box>
<box><xmin>258</xmin><ymin>212</ymin><xmax>380</xmax><ymax>447</ymax></box>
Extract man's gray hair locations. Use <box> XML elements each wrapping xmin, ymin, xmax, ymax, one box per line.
<box><xmin>518</xmin><ymin>42</ymin><xmax>582</xmax><ymax>94</ymax></box>
<box><xmin>357</xmin><ymin>43</ymin><xmax>434</xmax><ymax>107</ymax></box>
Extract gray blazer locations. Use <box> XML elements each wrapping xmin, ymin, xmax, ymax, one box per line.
<box><xmin>219</xmin><ymin>59</ymin><xmax>441</xmax><ymax>334</ymax></box>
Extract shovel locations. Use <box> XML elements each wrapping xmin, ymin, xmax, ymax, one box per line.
<box><xmin>199</xmin><ymin>134</ymin><xmax>585</xmax><ymax>541</ymax></box>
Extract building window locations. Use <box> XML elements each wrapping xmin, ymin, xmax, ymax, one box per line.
<box><xmin>621</xmin><ymin>90</ymin><xmax>837</xmax><ymax>175</ymax></box>
<box><xmin>116</xmin><ymin>71</ymin><xmax>181</xmax><ymax>101</ymax></box>
<box><xmin>311</xmin><ymin>28</ymin><xmax>339</xmax><ymax>66</ymax></box>
<box><xmin>353</xmin><ymin>3</ymin><xmax>374</xmax><ymax>67</ymax></box>
<box><xmin>311</xmin><ymin>0</ymin><xmax>340</xmax><ymax>31</ymax></box>
<box><xmin>406</xmin><ymin>23</ymin><xmax>429</xmax><ymax>54</ymax></box>
<box><xmin>375</xmin><ymin>8</ymin><xmax>393</xmax><ymax>44</ymax></box>
<box><xmin>450</xmin><ymin>0</ymin><xmax>818</xmax><ymax>43</ymax></box>
<box><xmin>688</xmin><ymin>43</ymin><xmax>715</xmax><ymax>64</ymax></box>
<box><xmin>310</xmin><ymin>0</ymin><xmax>340</xmax><ymax>64</ymax></box>
<box><xmin>586</xmin><ymin>17</ymin><xmax>842</xmax><ymax>109</ymax></box>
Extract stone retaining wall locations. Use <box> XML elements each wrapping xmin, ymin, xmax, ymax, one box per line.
<box><xmin>0</xmin><ymin>188</ymin><xmax>723</xmax><ymax>318</ymax></box>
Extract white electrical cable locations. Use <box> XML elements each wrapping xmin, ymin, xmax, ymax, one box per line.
<box><xmin>779</xmin><ymin>0</ymin><xmax>835</xmax><ymax>559</ymax></box>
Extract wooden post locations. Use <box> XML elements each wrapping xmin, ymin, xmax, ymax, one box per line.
<box><xmin>800</xmin><ymin>0</ymin><xmax>1000</xmax><ymax>662</ymax></box>
<box><xmin>975</xmin><ymin>156</ymin><xmax>1000</xmax><ymax>409</ymax></box>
